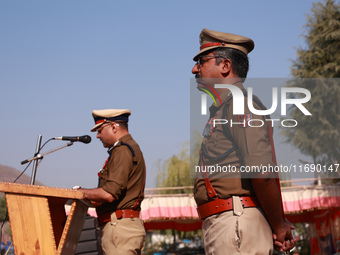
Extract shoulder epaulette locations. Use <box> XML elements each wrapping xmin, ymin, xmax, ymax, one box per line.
<box><xmin>120</xmin><ymin>142</ymin><xmax>137</xmax><ymax>165</ymax></box>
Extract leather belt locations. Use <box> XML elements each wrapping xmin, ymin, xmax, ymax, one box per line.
<box><xmin>97</xmin><ymin>209</ymin><xmax>140</xmax><ymax>226</ymax></box>
<box><xmin>197</xmin><ymin>196</ymin><xmax>260</xmax><ymax>220</ymax></box>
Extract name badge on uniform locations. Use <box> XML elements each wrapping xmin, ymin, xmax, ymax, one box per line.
<box><xmin>202</xmin><ymin>117</ymin><xmax>217</xmax><ymax>137</ymax></box>
<box><xmin>202</xmin><ymin>124</ymin><xmax>213</xmax><ymax>137</ymax></box>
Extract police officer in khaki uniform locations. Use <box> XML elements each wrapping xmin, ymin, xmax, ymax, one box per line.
<box><xmin>192</xmin><ymin>28</ymin><xmax>295</xmax><ymax>254</ymax></box>
<box><xmin>79</xmin><ymin>109</ymin><xmax>146</xmax><ymax>255</ymax></box>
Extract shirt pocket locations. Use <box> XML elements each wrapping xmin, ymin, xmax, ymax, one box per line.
<box><xmin>98</xmin><ymin>168</ymin><xmax>108</xmax><ymax>187</ymax></box>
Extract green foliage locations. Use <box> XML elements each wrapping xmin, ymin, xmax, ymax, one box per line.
<box><xmin>291</xmin><ymin>0</ymin><xmax>340</xmax><ymax>78</ymax></box>
<box><xmin>283</xmin><ymin>0</ymin><xmax>340</xmax><ymax>180</ymax></box>
<box><xmin>283</xmin><ymin>80</ymin><xmax>340</xmax><ymax>165</ymax></box>
<box><xmin>156</xmin><ymin>142</ymin><xmax>194</xmax><ymax>193</ymax></box>
<box><xmin>156</xmin><ymin>133</ymin><xmax>203</xmax><ymax>192</ymax></box>
<box><xmin>0</xmin><ymin>195</ymin><xmax>8</xmax><ymax>221</ymax></box>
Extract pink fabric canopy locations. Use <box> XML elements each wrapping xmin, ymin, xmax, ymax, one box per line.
<box><xmin>141</xmin><ymin>194</ymin><xmax>198</xmax><ymax>221</ymax></box>
<box><xmin>282</xmin><ymin>185</ymin><xmax>340</xmax><ymax>214</ymax></box>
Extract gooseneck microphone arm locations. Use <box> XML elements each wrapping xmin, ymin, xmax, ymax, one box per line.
<box><xmin>21</xmin><ymin>141</ymin><xmax>74</xmax><ymax>166</ymax></box>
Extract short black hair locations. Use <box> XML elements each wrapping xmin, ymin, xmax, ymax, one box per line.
<box><xmin>212</xmin><ymin>47</ymin><xmax>250</xmax><ymax>81</ymax></box>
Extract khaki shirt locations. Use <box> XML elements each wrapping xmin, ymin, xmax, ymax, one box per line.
<box><xmin>194</xmin><ymin>82</ymin><xmax>274</xmax><ymax>206</ymax></box>
<box><xmin>96</xmin><ymin>134</ymin><xmax>145</xmax><ymax>215</ymax></box>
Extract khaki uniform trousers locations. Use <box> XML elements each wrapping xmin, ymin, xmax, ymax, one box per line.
<box><xmin>100</xmin><ymin>212</ymin><xmax>146</xmax><ymax>255</ymax></box>
<box><xmin>202</xmin><ymin>196</ymin><xmax>273</xmax><ymax>255</ymax></box>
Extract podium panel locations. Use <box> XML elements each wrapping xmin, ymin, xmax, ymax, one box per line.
<box><xmin>0</xmin><ymin>182</ymin><xmax>93</xmax><ymax>255</ymax></box>
<box><xmin>6</xmin><ymin>194</ymin><xmax>57</xmax><ymax>253</ymax></box>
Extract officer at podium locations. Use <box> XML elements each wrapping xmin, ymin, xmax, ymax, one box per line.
<box><xmin>78</xmin><ymin>109</ymin><xmax>146</xmax><ymax>255</ymax></box>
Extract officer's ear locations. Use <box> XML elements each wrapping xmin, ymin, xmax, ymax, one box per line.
<box><xmin>112</xmin><ymin>123</ymin><xmax>120</xmax><ymax>129</ymax></box>
<box><xmin>220</xmin><ymin>58</ymin><xmax>232</xmax><ymax>76</ymax></box>
<box><xmin>110</xmin><ymin>122</ymin><xmax>119</xmax><ymax>134</ymax></box>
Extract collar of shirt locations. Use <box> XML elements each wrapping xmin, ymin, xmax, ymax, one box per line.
<box><xmin>106</xmin><ymin>134</ymin><xmax>133</xmax><ymax>154</ymax></box>
<box><xmin>107</xmin><ymin>140</ymin><xmax>120</xmax><ymax>154</ymax></box>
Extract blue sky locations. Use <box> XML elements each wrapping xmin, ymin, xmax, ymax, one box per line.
<box><xmin>0</xmin><ymin>0</ymin><xmax>317</xmax><ymax>189</ymax></box>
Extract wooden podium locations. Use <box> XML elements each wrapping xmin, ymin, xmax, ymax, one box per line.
<box><xmin>0</xmin><ymin>182</ymin><xmax>93</xmax><ymax>255</ymax></box>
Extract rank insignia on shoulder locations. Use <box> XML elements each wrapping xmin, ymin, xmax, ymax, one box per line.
<box><xmin>237</xmin><ymin>114</ymin><xmax>252</xmax><ymax>128</ymax></box>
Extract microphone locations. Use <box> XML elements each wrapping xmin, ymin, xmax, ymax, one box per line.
<box><xmin>53</xmin><ymin>135</ymin><xmax>91</xmax><ymax>144</ymax></box>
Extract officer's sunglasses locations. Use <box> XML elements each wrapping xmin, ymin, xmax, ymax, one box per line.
<box><xmin>196</xmin><ymin>55</ymin><xmax>224</xmax><ymax>67</ymax></box>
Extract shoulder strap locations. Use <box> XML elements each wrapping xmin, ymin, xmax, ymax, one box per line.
<box><xmin>199</xmin><ymin>149</ymin><xmax>218</xmax><ymax>199</ymax></box>
<box><xmin>120</xmin><ymin>142</ymin><xmax>145</xmax><ymax>210</ymax></box>
<box><xmin>131</xmin><ymin>157</ymin><xmax>146</xmax><ymax>210</ymax></box>
<box><xmin>120</xmin><ymin>142</ymin><xmax>137</xmax><ymax>165</ymax></box>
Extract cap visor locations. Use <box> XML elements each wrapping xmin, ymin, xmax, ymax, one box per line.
<box><xmin>193</xmin><ymin>46</ymin><xmax>221</xmax><ymax>61</ymax></box>
<box><xmin>91</xmin><ymin>122</ymin><xmax>104</xmax><ymax>132</ymax></box>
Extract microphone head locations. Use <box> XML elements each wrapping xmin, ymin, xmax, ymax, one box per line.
<box><xmin>81</xmin><ymin>135</ymin><xmax>92</xmax><ymax>144</ymax></box>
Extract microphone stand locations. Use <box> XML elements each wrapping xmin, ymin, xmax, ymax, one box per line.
<box><xmin>21</xmin><ymin>135</ymin><xmax>74</xmax><ymax>185</ymax></box>
<box><xmin>30</xmin><ymin>135</ymin><xmax>42</xmax><ymax>185</ymax></box>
